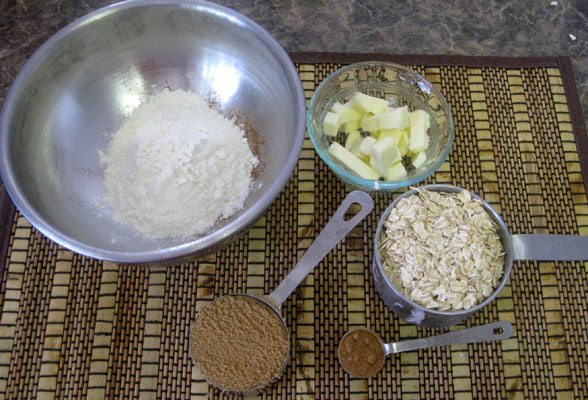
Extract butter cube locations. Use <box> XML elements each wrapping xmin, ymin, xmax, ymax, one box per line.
<box><xmin>379</xmin><ymin>129</ymin><xmax>408</xmax><ymax>156</ymax></box>
<box><xmin>330</xmin><ymin>101</ymin><xmax>345</xmax><ymax>113</ymax></box>
<box><xmin>358</xmin><ymin>152</ymin><xmax>370</xmax><ymax>163</ymax></box>
<box><xmin>411</xmin><ymin>150</ymin><xmax>427</xmax><ymax>169</ymax></box>
<box><xmin>338</xmin><ymin>104</ymin><xmax>362</xmax><ymax>125</ymax></box>
<box><xmin>328</xmin><ymin>142</ymin><xmax>380</xmax><ymax>180</ymax></box>
<box><xmin>349</xmin><ymin>92</ymin><xmax>375</xmax><ymax>114</ymax></box>
<box><xmin>398</xmin><ymin>132</ymin><xmax>409</xmax><ymax>156</ymax></box>
<box><xmin>359</xmin><ymin>136</ymin><xmax>377</xmax><ymax>157</ymax></box>
<box><xmin>349</xmin><ymin>92</ymin><xmax>390</xmax><ymax>114</ymax></box>
<box><xmin>409</xmin><ymin>110</ymin><xmax>430</xmax><ymax>152</ymax></box>
<box><xmin>370</xmin><ymin>97</ymin><xmax>390</xmax><ymax>115</ymax></box>
<box><xmin>343</xmin><ymin>119</ymin><xmax>361</xmax><ymax>133</ymax></box>
<box><xmin>378</xmin><ymin>106</ymin><xmax>409</xmax><ymax>130</ymax></box>
<box><xmin>378</xmin><ymin>128</ymin><xmax>405</xmax><ymax>144</ymax></box>
<box><xmin>360</xmin><ymin>115</ymin><xmax>379</xmax><ymax>132</ymax></box>
<box><xmin>369</xmin><ymin>137</ymin><xmax>401</xmax><ymax>177</ymax></box>
<box><xmin>345</xmin><ymin>130</ymin><xmax>363</xmax><ymax>156</ymax></box>
<box><xmin>385</xmin><ymin>162</ymin><xmax>407</xmax><ymax>180</ymax></box>
<box><xmin>323</xmin><ymin>111</ymin><xmax>340</xmax><ymax>137</ymax></box>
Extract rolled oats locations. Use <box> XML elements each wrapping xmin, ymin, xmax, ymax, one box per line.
<box><xmin>379</xmin><ymin>188</ymin><xmax>504</xmax><ymax>311</ymax></box>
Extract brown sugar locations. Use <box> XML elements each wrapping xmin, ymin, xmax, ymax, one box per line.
<box><xmin>338</xmin><ymin>329</ymin><xmax>386</xmax><ymax>378</ymax></box>
<box><xmin>190</xmin><ymin>295</ymin><xmax>289</xmax><ymax>391</ymax></box>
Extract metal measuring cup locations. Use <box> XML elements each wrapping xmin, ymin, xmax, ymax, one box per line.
<box><xmin>373</xmin><ymin>184</ymin><xmax>588</xmax><ymax>328</ymax></box>
<box><xmin>339</xmin><ymin>320</ymin><xmax>513</xmax><ymax>378</ymax></box>
<box><xmin>190</xmin><ymin>190</ymin><xmax>374</xmax><ymax>393</ymax></box>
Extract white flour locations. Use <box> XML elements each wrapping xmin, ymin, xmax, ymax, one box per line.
<box><xmin>100</xmin><ymin>89</ymin><xmax>258</xmax><ymax>239</ymax></box>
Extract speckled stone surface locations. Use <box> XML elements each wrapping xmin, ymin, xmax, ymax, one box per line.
<box><xmin>1</xmin><ymin>0</ymin><xmax>587</xmax><ymax>123</ymax></box>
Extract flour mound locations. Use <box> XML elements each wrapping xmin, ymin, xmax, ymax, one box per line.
<box><xmin>101</xmin><ymin>89</ymin><xmax>258</xmax><ymax>239</ymax></box>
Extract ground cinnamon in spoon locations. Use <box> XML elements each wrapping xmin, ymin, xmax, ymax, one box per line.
<box><xmin>190</xmin><ymin>295</ymin><xmax>289</xmax><ymax>391</ymax></box>
<box><xmin>338</xmin><ymin>329</ymin><xmax>386</xmax><ymax>378</ymax></box>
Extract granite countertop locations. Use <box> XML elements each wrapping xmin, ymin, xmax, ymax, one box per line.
<box><xmin>1</xmin><ymin>0</ymin><xmax>587</xmax><ymax>126</ymax></box>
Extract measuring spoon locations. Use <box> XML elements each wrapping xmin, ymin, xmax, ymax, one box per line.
<box><xmin>190</xmin><ymin>190</ymin><xmax>374</xmax><ymax>393</ymax></box>
<box><xmin>338</xmin><ymin>320</ymin><xmax>513</xmax><ymax>378</ymax></box>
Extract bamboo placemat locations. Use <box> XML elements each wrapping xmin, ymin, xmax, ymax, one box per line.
<box><xmin>0</xmin><ymin>54</ymin><xmax>587</xmax><ymax>400</ymax></box>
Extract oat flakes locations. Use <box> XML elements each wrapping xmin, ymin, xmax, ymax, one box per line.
<box><xmin>379</xmin><ymin>188</ymin><xmax>504</xmax><ymax>311</ymax></box>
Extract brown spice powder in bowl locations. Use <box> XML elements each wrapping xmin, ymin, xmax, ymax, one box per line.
<box><xmin>190</xmin><ymin>295</ymin><xmax>289</xmax><ymax>392</ymax></box>
<box><xmin>338</xmin><ymin>329</ymin><xmax>386</xmax><ymax>378</ymax></box>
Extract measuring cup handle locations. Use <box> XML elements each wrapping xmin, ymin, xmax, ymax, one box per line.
<box><xmin>512</xmin><ymin>234</ymin><xmax>588</xmax><ymax>260</ymax></box>
<box><xmin>385</xmin><ymin>321</ymin><xmax>513</xmax><ymax>355</ymax></box>
<box><xmin>268</xmin><ymin>191</ymin><xmax>374</xmax><ymax>309</ymax></box>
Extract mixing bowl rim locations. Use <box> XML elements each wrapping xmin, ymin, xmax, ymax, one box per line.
<box><xmin>307</xmin><ymin>61</ymin><xmax>455</xmax><ymax>191</ymax></box>
<box><xmin>0</xmin><ymin>0</ymin><xmax>306</xmax><ymax>263</ymax></box>
<box><xmin>373</xmin><ymin>184</ymin><xmax>514</xmax><ymax>317</ymax></box>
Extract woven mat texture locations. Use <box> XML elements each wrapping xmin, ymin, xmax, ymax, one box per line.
<box><xmin>0</xmin><ymin>59</ymin><xmax>587</xmax><ymax>400</ymax></box>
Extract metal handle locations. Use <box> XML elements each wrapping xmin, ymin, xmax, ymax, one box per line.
<box><xmin>512</xmin><ymin>234</ymin><xmax>588</xmax><ymax>260</ymax></box>
<box><xmin>384</xmin><ymin>321</ymin><xmax>513</xmax><ymax>355</ymax></box>
<box><xmin>267</xmin><ymin>191</ymin><xmax>374</xmax><ymax>309</ymax></box>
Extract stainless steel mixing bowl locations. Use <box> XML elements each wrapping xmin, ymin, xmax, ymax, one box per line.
<box><xmin>0</xmin><ymin>0</ymin><xmax>305</xmax><ymax>264</ymax></box>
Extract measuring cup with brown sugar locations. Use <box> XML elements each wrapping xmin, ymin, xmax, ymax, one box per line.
<box><xmin>190</xmin><ymin>191</ymin><xmax>374</xmax><ymax>393</ymax></box>
<box><xmin>338</xmin><ymin>320</ymin><xmax>513</xmax><ymax>378</ymax></box>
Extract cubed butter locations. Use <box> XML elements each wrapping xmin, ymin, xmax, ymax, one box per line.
<box><xmin>369</xmin><ymin>137</ymin><xmax>401</xmax><ymax>177</ymax></box>
<box><xmin>343</xmin><ymin>119</ymin><xmax>361</xmax><ymax>133</ymax></box>
<box><xmin>411</xmin><ymin>150</ymin><xmax>427</xmax><ymax>169</ymax></box>
<box><xmin>379</xmin><ymin>129</ymin><xmax>408</xmax><ymax>156</ymax></box>
<box><xmin>360</xmin><ymin>115</ymin><xmax>379</xmax><ymax>132</ymax></box>
<box><xmin>378</xmin><ymin>128</ymin><xmax>405</xmax><ymax>144</ymax></box>
<box><xmin>398</xmin><ymin>130</ymin><xmax>409</xmax><ymax>156</ymax></box>
<box><xmin>328</xmin><ymin>142</ymin><xmax>380</xmax><ymax>180</ymax></box>
<box><xmin>359</xmin><ymin>136</ymin><xmax>377</xmax><ymax>156</ymax></box>
<box><xmin>378</xmin><ymin>106</ymin><xmax>409</xmax><ymax>130</ymax></box>
<box><xmin>344</xmin><ymin>130</ymin><xmax>363</xmax><ymax>156</ymax></box>
<box><xmin>385</xmin><ymin>162</ymin><xmax>407</xmax><ymax>180</ymax></box>
<box><xmin>348</xmin><ymin>92</ymin><xmax>390</xmax><ymax>114</ymax></box>
<box><xmin>349</xmin><ymin>92</ymin><xmax>375</xmax><ymax>114</ymax></box>
<box><xmin>323</xmin><ymin>111</ymin><xmax>340</xmax><ymax>137</ymax></box>
<box><xmin>370</xmin><ymin>97</ymin><xmax>390</xmax><ymax>115</ymax></box>
<box><xmin>338</xmin><ymin>104</ymin><xmax>362</xmax><ymax>125</ymax></box>
<box><xmin>330</xmin><ymin>101</ymin><xmax>345</xmax><ymax>113</ymax></box>
<box><xmin>409</xmin><ymin>110</ymin><xmax>430</xmax><ymax>152</ymax></box>
<box><xmin>358</xmin><ymin>153</ymin><xmax>370</xmax><ymax>163</ymax></box>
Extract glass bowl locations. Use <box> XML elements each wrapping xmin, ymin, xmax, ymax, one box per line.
<box><xmin>307</xmin><ymin>61</ymin><xmax>454</xmax><ymax>192</ymax></box>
